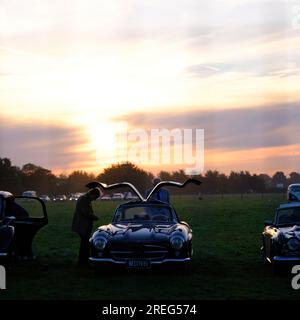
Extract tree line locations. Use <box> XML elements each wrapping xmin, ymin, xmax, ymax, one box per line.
<box><xmin>0</xmin><ymin>157</ymin><xmax>299</xmax><ymax>196</ymax></box>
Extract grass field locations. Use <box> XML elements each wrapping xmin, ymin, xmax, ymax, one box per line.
<box><xmin>1</xmin><ymin>194</ymin><xmax>299</xmax><ymax>300</ymax></box>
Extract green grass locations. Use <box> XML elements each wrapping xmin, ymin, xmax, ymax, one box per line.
<box><xmin>1</xmin><ymin>194</ymin><xmax>299</xmax><ymax>300</ymax></box>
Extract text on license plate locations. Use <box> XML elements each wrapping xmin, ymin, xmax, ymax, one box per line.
<box><xmin>127</xmin><ymin>259</ymin><xmax>151</xmax><ymax>269</ymax></box>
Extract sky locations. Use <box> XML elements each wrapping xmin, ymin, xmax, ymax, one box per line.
<box><xmin>0</xmin><ymin>0</ymin><xmax>300</xmax><ymax>175</ymax></box>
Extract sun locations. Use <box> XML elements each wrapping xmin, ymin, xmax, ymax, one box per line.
<box><xmin>87</xmin><ymin>120</ymin><xmax>119</xmax><ymax>168</ymax></box>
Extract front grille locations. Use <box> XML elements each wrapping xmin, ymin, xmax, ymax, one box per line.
<box><xmin>109</xmin><ymin>244</ymin><xmax>168</xmax><ymax>261</ymax></box>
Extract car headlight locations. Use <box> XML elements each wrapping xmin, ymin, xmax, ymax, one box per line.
<box><xmin>170</xmin><ymin>236</ymin><xmax>185</xmax><ymax>250</ymax></box>
<box><xmin>287</xmin><ymin>237</ymin><xmax>300</xmax><ymax>251</ymax></box>
<box><xmin>93</xmin><ymin>236</ymin><xmax>108</xmax><ymax>250</ymax></box>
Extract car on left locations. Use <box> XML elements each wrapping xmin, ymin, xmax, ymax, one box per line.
<box><xmin>0</xmin><ymin>191</ymin><xmax>48</xmax><ymax>265</ymax></box>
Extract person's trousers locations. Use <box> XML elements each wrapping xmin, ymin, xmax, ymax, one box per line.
<box><xmin>78</xmin><ymin>234</ymin><xmax>90</xmax><ymax>266</ymax></box>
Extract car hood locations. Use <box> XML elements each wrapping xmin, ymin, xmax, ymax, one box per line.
<box><xmin>277</xmin><ymin>225</ymin><xmax>300</xmax><ymax>243</ymax></box>
<box><xmin>97</xmin><ymin>223</ymin><xmax>178</xmax><ymax>244</ymax></box>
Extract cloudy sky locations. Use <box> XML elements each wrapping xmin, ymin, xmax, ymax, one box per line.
<box><xmin>0</xmin><ymin>0</ymin><xmax>300</xmax><ymax>174</ymax></box>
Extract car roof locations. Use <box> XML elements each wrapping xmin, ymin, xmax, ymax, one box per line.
<box><xmin>0</xmin><ymin>191</ymin><xmax>13</xmax><ymax>198</ymax></box>
<box><xmin>118</xmin><ymin>199</ymin><xmax>172</xmax><ymax>208</ymax></box>
<box><xmin>278</xmin><ymin>202</ymin><xmax>300</xmax><ymax>209</ymax></box>
<box><xmin>288</xmin><ymin>184</ymin><xmax>300</xmax><ymax>188</ymax></box>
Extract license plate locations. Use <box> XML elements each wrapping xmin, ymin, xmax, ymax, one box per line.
<box><xmin>127</xmin><ymin>259</ymin><xmax>151</xmax><ymax>269</ymax></box>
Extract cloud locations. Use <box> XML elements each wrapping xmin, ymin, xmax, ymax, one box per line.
<box><xmin>113</xmin><ymin>103</ymin><xmax>300</xmax><ymax>151</ymax></box>
<box><xmin>187</xmin><ymin>65</ymin><xmax>222</xmax><ymax>77</ymax></box>
<box><xmin>0</xmin><ymin>118</ymin><xmax>94</xmax><ymax>172</ymax></box>
<box><xmin>112</xmin><ymin>103</ymin><xmax>300</xmax><ymax>174</ymax></box>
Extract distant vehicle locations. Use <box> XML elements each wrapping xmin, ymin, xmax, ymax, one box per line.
<box><xmin>0</xmin><ymin>191</ymin><xmax>48</xmax><ymax>264</ymax></box>
<box><xmin>100</xmin><ymin>194</ymin><xmax>111</xmax><ymax>201</ymax></box>
<box><xmin>262</xmin><ymin>202</ymin><xmax>300</xmax><ymax>271</ymax></box>
<box><xmin>69</xmin><ymin>193</ymin><xmax>82</xmax><ymax>201</ymax></box>
<box><xmin>53</xmin><ymin>195</ymin><xmax>67</xmax><ymax>202</ymax></box>
<box><xmin>287</xmin><ymin>184</ymin><xmax>300</xmax><ymax>202</ymax></box>
<box><xmin>111</xmin><ymin>193</ymin><xmax>125</xmax><ymax>201</ymax></box>
<box><xmin>124</xmin><ymin>191</ymin><xmax>139</xmax><ymax>200</ymax></box>
<box><xmin>22</xmin><ymin>191</ymin><xmax>37</xmax><ymax>198</ymax></box>
<box><xmin>87</xmin><ymin>179</ymin><xmax>201</xmax><ymax>272</ymax></box>
<box><xmin>39</xmin><ymin>195</ymin><xmax>51</xmax><ymax>202</ymax></box>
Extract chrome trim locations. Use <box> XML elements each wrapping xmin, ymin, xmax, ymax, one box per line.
<box><xmin>151</xmin><ymin>258</ymin><xmax>190</xmax><ymax>264</ymax></box>
<box><xmin>89</xmin><ymin>257</ymin><xmax>190</xmax><ymax>265</ymax></box>
<box><xmin>110</xmin><ymin>250</ymin><xmax>168</xmax><ymax>254</ymax></box>
<box><xmin>273</xmin><ymin>256</ymin><xmax>300</xmax><ymax>261</ymax></box>
<box><xmin>0</xmin><ymin>252</ymin><xmax>8</xmax><ymax>257</ymax></box>
<box><xmin>110</xmin><ymin>251</ymin><xmax>133</xmax><ymax>254</ymax></box>
<box><xmin>144</xmin><ymin>251</ymin><xmax>168</xmax><ymax>254</ymax></box>
<box><xmin>89</xmin><ymin>258</ymin><xmax>126</xmax><ymax>265</ymax></box>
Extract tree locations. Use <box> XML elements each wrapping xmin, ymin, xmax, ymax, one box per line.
<box><xmin>158</xmin><ymin>171</ymin><xmax>172</xmax><ymax>181</ymax></box>
<box><xmin>289</xmin><ymin>172</ymin><xmax>300</xmax><ymax>184</ymax></box>
<box><xmin>218</xmin><ymin>173</ymin><xmax>228</xmax><ymax>194</ymax></box>
<box><xmin>0</xmin><ymin>158</ymin><xmax>23</xmax><ymax>193</ymax></box>
<box><xmin>259</xmin><ymin>174</ymin><xmax>272</xmax><ymax>189</ymax></box>
<box><xmin>250</xmin><ymin>174</ymin><xmax>266</xmax><ymax>192</ymax></box>
<box><xmin>272</xmin><ymin>171</ymin><xmax>287</xmax><ymax>190</ymax></box>
<box><xmin>65</xmin><ymin>171</ymin><xmax>96</xmax><ymax>194</ymax></box>
<box><xmin>97</xmin><ymin>162</ymin><xmax>153</xmax><ymax>194</ymax></box>
<box><xmin>21</xmin><ymin>163</ymin><xmax>57</xmax><ymax>195</ymax></box>
<box><xmin>228</xmin><ymin>171</ymin><xmax>242</xmax><ymax>193</ymax></box>
<box><xmin>204</xmin><ymin>170</ymin><xmax>221</xmax><ymax>193</ymax></box>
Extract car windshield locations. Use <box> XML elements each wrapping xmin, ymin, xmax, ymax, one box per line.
<box><xmin>277</xmin><ymin>207</ymin><xmax>300</xmax><ymax>225</ymax></box>
<box><xmin>290</xmin><ymin>186</ymin><xmax>300</xmax><ymax>192</ymax></box>
<box><xmin>114</xmin><ymin>205</ymin><xmax>173</xmax><ymax>223</ymax></box>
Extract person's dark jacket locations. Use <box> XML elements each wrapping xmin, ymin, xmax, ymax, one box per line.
<box><xmin>145</xmin><ymin>188</ymin><xmax>170</xmax><ymax>203</ymax></box>
<box><xmin>72</xmin><ymin>194</ymin><xmax>98</xmax><ymax>237</ymax></box>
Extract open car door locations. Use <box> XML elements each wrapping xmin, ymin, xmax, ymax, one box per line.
<box><xmin>86</xmin><ymin>178</ymin><xmax>202</xmax><ymax>202</ymax></box>
<box><xmin>9</xmin><ymin>196</ymin><xmax>48</xmax><ymax>259</ymax></box>
<box><xmin>0</xmin><ymin>196</ymin><xmax>14</xmax><ymax>260</ymax></box>
<box><xmin>145</xmin><ymin>179</ymin><xmax>202</xmax><ymax>201</ymax></box>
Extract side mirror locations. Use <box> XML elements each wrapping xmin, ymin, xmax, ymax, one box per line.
<box><xmin>264</xmin><ymin>219</ymin><xmax>273</xmax><ymax>227</ymax></box>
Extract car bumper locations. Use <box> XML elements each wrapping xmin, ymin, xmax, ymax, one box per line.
<box><xmin>89</xmin><ymin>257</ymin><xmax>191</xmax><ymax>266</ymax></box>
<box><xmin>273</xmin><ymin>256</ymin><xmax>300</xmax><ymax>262</ymax></box>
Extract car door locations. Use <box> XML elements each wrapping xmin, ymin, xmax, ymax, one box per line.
<box><xmin>0</xmin><ymin>196</ymin><xmax>15</xmax><ymax>258</ymax></box>
<box><xmin>9</xmin><ymin>196</ymin><xmax>48</xmax><ymax>258</ymax></box>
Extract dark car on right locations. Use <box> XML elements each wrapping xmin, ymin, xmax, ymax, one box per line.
<box><xmin>262</xmin><ymin>202</ymin><xmax>300</xmax><ymax>271</ymax></box>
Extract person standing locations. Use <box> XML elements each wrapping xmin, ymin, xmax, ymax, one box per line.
<box><xmin>146</xmin><ymin>178</ymin><xmax>170</xmax><ymax>203</ymax></box>
<box><xmin>72</xmin><ymin>188</ymin><xmax>101</xmax><ymax>267</ymax></box>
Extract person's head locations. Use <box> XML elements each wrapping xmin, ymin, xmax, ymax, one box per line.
<box><xmin>153</xmin><ymin>177</ymin><xmax>161</xmax><ymax>186</ymax></box>
<box><xmin>87</xmin><ymin>188</ymin><xmax>102</xmax><ymax>201</ymax></box>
